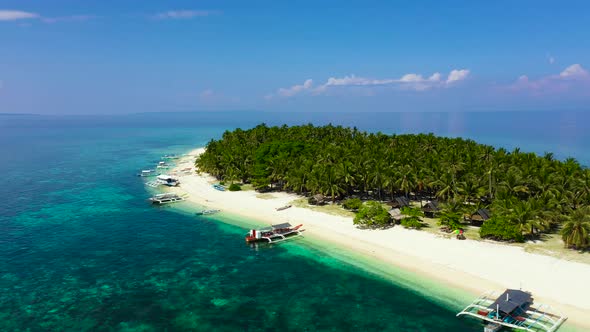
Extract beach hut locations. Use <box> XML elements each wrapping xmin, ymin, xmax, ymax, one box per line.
<box><xmin>422</xmin><ymin>200</ymin><xmax>440</xmax><ymax>218</ymax></box>
<box><xmin>388</xmin><ymin>208</ymin><xmax>407</xmax><ymax>223</ymax></box>
<box><xmin>388</xmin><ymin>196</ymin><xmax>410</xmax><ymax>209</ymax></box>
<box><xmin>467</xmin><ymin>208</ymin><xmax>491</xmax><ymax>226</ymax></box>
<box><xmin>308</xmin><ymin>194</ymin><xmax>326</xmax><ymax>205</ymax></box>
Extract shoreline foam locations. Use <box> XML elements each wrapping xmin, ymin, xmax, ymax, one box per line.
<box><xmin>166</xmin><ymin>148</ymin><xmax>590</xmax><ymax>330</ymax></box>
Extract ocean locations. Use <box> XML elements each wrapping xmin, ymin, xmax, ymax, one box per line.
<box><xmin>1</xmin><ymin>111</ymin><xmax>587</xmax><ymax>331</ymax></box>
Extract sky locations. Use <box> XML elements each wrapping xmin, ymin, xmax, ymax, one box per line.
<box><xmin>0</xmin><ymin>0</ymin><xmax>589</xmax><ymax>114</ymax></box>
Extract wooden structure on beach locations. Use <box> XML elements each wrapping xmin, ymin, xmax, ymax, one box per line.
<box><xmin>388</xmin><ymin>196</ymin><xmax>410</xmax><ymax>209</ymax></box>
<box><xmin>457</xmin><ymin>289</ymin><xmax>566</xmax><ymax>332</ymax></box>
<box><xmin>422</xmin><ymin>200</ymin><xmax>441</xmax><ymax>218</ymax></box>
<box><xmin>308</xmin><ymin>194</ymin><xmax>326</xmax><ymax>205</ymax></box>
<box><xmin>466</xmin><ymin>208</ymin><xmax>491</xmax><ymax>226</ymax></box>
<box><xmin>388</xmin><ymin>208</ymin><xmax>407</xmax><ymax>223</ymax></box>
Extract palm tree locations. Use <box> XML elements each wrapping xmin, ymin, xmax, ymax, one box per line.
<box><xmin>508</xmin><ymin>199</ymin><xmax>545</xmax><ymax>237</ymax></box>
<box><xmin>561</xmin><ymin>207</ymin><xmax>590</xmax><ymax>249</ymax></box>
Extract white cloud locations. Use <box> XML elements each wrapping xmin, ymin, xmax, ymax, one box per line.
<box><xmin>0</xmin><ymin>10</ymin><xmax>39</xmax><ymax>21</ymax></box>
<box><xmin>267</xmin><ymin>69</ymin><xmax>469</xmax><ymax>98</ymax></box>
<box><xmin>273</xmin><ymin>79</ymin><xmax>314</xmax><ymax>98</ymax></box>
<box><xmin>446</xmin><ymin>69</ymin><xmax>470</xmax><ymax>84</ymax></box>
<box><xmin>509</xmin><ymin>64</ymin><xmax>590</xmax><ymax>93</ymax></box>
<box><xmin>153</xmin><ymin>10</ymin><xmax>218</xmax><ymax>20</ymax></box>
<box><xmin>559</xmin><ymin>64</ymin><xmax>589</xmax><ymax>78</ymax></box>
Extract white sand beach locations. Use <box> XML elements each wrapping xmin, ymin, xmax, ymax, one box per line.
<box><xmin>168</xmin><ymin>148</ymin><xmax>590</xmax><ymax>329</ymax></box>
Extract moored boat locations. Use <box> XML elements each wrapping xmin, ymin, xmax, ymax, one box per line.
<box><xmin>156</xmin><ymin>174</ymin><xmax>180</xmax><ymax>187</ymax></box>
<box><xmin>149</xmin><ymin>193</ymin><xmax>185</xmax><ymax>205</ymax></box>
<box><xmin>456</xmin><ymin>289</ymin><xmax>567</xmax><ymax>332</ymax></box>
<box><xmin>245</xmin><ymin>223</ymin><xmax>303</xmax><ymax>243</ymax></box>
<box><xmin>156</xmin><ymin>161</ymin><xmax>170</xmax><ymax>169</ymax></box>
<box><xmin>137</xmin><ymin>169</ymin><xmax>157</xmax><ymax>177</ymax></box>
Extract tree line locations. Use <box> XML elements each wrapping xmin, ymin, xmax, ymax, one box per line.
<box><xmin>196</xmin><ymin>124</ymin><xmax>590</xmax><ymax>249</ymax></box>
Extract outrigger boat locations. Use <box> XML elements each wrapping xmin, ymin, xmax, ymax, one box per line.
<box><xmin>195</xmin><ymin>209</ymin><xmax>220</xmax><ymax>216</ymax></box>
<box><xmin>156</xmin><ymin>174</ymin><xmax>180</xmax><ymax>187</ymax></box>
<box><xmin>137</xmin><ymin>169</ymin><xmax>157</xmax><ymax>177</ymax></box>
<box><xmin>156</xmin><ymin>161</ymin><xmax>170</xmax><ymax>169</ymax></box>
<box><xmin>275</xmin><ymin>205</ymin><xmax>292</xmax><ymax>211</ymax></box>
<box><xmin>457</xmin><ymin>289</ymin><xmax>566</xmax><ymax>332</ymax></box>
<box><xmin>161</xmin><ymin>154</ymin><xmax>181</xmax><ymax>160</ymax></box>
<box><xmin>149</xmin><ymin>193</ymin><xmax>185</xmax><ymax>205</ymax></box>
<box><xmin>245</xmin><ymin>223</ymin><xmax>303</xmax><ymax>243</ymax></box>
<box><xmin>213</xmin><ymin>184</ymin><xmax>226</xmax><ymax>191</ymax></box>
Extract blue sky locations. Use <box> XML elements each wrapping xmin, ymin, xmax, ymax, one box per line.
<box><xmin>1</xmin><ymin>0</ymin><xmax>589</xmax><ymax>114</ymax></box>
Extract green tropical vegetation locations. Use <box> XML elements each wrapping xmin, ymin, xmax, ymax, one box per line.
<box><xmin>561</xmin><ymin>206</ymin><xmax>590</xmax><ymax>249</ymax></box>
<box><xmin>342</xmin><ymin>198</ymin><xmax>363</xmax><ymax>211</ymax></box>
<box><xmin>353</xmin><ymin>201</ymin><xmax>392</xmax><ymax>227</ymax></box>
<box><xmin>196</xmin><ymin>124</ymin><xmax>590</xmax><ymax>249</ymax></box>
<box><xmin>228</xmin><ymin>183</ymin><xmax>242</xmax><ymax>191</ymax></box>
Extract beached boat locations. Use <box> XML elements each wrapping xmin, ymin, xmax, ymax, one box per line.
<box><xmin>149</xmin><ymin>193</ymin><xmax>185</xmax><ymax>205</ymax></box>
<box><xmin>456</xmin><ymin>289</ymin><xmax>567</xmax><ymax>332</ymax></box>
<box><xmin>195</xmin><ymin>209</ymin><xmax>220</xmax><ymax>216</ymax></box>
<box><xmin>213</xmin><ymin>184</ymin><xmax>226</xmax><ymax>191</ymax></box>
<box><xmin>275</xmin><ymin>205</ymin><xmax>292</xmax><ymax>211</ymax></box>
<box><xmin>137</xmin><ymin>169</ymin><xmax>157</xmax><ymax>177</ymax></box>
<box><xmin>245</xmin><ymin>223</ymin><xmax>303</xmax><ymax>243</ymax></box>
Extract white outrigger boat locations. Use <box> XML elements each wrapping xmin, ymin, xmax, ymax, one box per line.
<box><xmin>156</xmin><ymin>161</ymin><xmax>170</xmax><ymax>169</ymax></box>
<box><xmin>146</xmin><ymin>174</ymin><xmax>180</xmax><ymax>188</ymax></box>
<box><xmin>457</xmin><ymin>289</ymin><xmax>566</xmax><ymax>332</ymax></box>
<box><xmin>245</xmin><ymin>223</ymin><xmax>303</xmax><ymax>244</ymax></box>
<box><xmin>149</xmin><ymin>193</ymin><xmax>185</xmax><ymax>205</ymax></box>
<box><xmin>137</xmin><ymin>169</ymin><xmax>157</xmax><ymax>177</ymax></box>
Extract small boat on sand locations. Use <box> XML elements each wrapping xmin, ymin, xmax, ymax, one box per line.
<box><xmin>195</xmin><ymin>209</ymin><xmax>221</xmax><ymax>216</ymax></box>
<box><xmin>275</xmin><ymin>205</ymin><xmax>292</xmax><ymax>211</ymax></box>
<box><xmin>213</xmin><ymin>184</ymin><xmax>226</xmax><ymax>191</ymax></box>
<box><xmin>245</xmin><ymin>223</ymin><xmax>303</xmax><ymax>243</ymax></box>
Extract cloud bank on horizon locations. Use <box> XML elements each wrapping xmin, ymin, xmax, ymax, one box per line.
<box><xmin>267</xmin><ymin>69</ymin><xmax>471</xmax><ymax>99</ymax></box>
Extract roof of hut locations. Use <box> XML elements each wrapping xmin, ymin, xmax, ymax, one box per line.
<box><xmin>473</xmin><ymin>208</ymin><xmax>491</xmax><ymax>220</ymax></box>
<box><xmin>389</xmin><ymin>196</ymin><xmax>410</xmax><ymax>208</ymax></box>
<box><xmin>422</xmin><ymin>200</ymin><xmax>440</xmax><ymax>212</ymax></box>
<box><xmin>388</xmin><ymin>208</ymin><xmax>405</xmax><ymax>220</ymax></box>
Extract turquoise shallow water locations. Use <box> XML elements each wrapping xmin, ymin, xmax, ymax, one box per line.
<box><xmin>1</xmin><ymin>112</ymin><xmax>587</xmax><ymax>331</ymax></box>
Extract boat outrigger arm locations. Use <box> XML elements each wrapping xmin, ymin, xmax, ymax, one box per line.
<box><xmin>456</xmin><ymin>290</ymin><xmax>567</xmax><ymax>332</ymax></box>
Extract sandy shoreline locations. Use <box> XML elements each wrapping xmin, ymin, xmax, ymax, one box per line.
<box><xmin>166</xmin><ymin>148</ymin><xmax>590</xmax><ymax>330</ymax></box>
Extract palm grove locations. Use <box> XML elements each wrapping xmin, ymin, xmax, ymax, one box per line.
<box><xmin>196</xmin><ymin>124</ymin><xmax>590</xmax><ymax>250</ymax></box>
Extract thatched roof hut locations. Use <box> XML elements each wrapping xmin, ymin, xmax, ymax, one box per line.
<box><xmin>388</xmin><ymin>208</ymin><xmax>407</xmax><ymax>223</ymax></box>
<box><xmin>422</xmin><ymin>200</ymin><xmax>440</xmax><ymax>218</ymax></box>
<box><xmin>467</xmin><ymin>208</ymin><xmax>491</xmax><ymax>226</ymax></box>
<box><xmin>388</xmin><ymin>196</ymin><xmax>410</xmax><ymax>208</ymax></box>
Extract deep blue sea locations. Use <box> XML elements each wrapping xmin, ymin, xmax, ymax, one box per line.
<box><xmin>1</xmin><ymin>111</ymin><xmax>588</xmax><ymax>331</ymax></box>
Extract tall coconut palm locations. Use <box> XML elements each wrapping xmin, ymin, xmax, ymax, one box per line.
<box><xmin>561</xmin><ymin>207</ymin><xmax>590</xmax><ymax>249</ymax></box>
